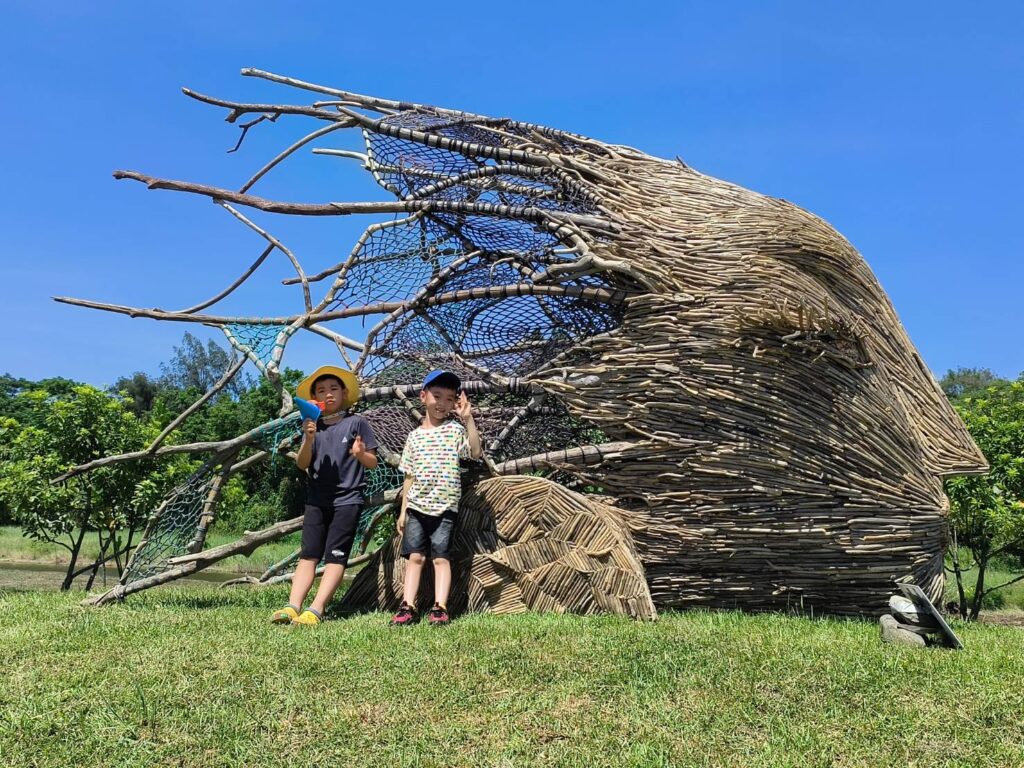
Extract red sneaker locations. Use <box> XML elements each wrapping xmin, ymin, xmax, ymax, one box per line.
<box><xmin>390</xmin><ymin>602</ymin><xmax>417</xmax><ymax>626</ymax></box>
<box><xmin>428</xmin><ymin>603</ymin><xmax>450</xmax><ymax>626</ymax></box>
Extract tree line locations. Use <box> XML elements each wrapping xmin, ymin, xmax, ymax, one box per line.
<box><xmin>939</xmin><ymin>368</ymin><xmax>1024</xmax><ymax>619</ymax></box>
<box><xmin>0</xmin><ymin>333</ymin><xmax>305</xmax><ymax>589</ymax></box>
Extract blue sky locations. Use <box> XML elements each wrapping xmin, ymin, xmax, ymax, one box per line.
<box><xmin>2</xmin><ymin>1</ymin><xmax>1021</xmax><ymax>386</ymax></box>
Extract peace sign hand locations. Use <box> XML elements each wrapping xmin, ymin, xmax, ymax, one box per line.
<box><xmin>454</xmin><ymin>392</ymin><xmax>473</xmax><ymax>421</ymax></box>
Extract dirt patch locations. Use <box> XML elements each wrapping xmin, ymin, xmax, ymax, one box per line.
<box><xmin>978</xmin><ymin>610</ymin><xmax>1024</xmax><ymax>627</ymax></box>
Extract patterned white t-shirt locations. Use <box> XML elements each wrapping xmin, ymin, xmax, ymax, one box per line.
<box><xmin>399</xmin><ymin>419</ymin><xmax>471</xmax><ymax>517</ymax></box>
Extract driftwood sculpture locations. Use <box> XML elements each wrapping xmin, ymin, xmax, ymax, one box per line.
<box><xmin>344</xmin><ymin>475</ymin><xmax>657</xmax><ymax>620</ymax></box>
<box><xmin>60</xmin><ymin>70</ymin><xmax>987</xmax><ymax>616</ymax></box>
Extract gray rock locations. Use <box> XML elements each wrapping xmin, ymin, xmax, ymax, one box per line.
<box><xmin>889</xmin><ymin>595</ymin><xmax>940</xmax><ymax>628</ymax></box>
<box><xmin>880</xmin><ymin>613</ymin><xmax>926</xmax><ymax>647</ymax></box>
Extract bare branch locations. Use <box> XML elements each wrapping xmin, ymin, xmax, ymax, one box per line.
<box><xmin>307</xmin><ymin>323</ymin><xmax>359</xmax><ymax>369</ymax></box>
<box><xmin>491</xmin><ymin>441</ymin><xmax>638</xmax><ymax>475</ymax></box>
<box><xmin>110</xmin><ymin>170</ymin><xmax>619</xmax><ymax>232</ymax></box>
<box><xmin>307</xmin><ymin>323</ymin><xmax>363</xmax><ymax>351</ymax></box>
<box><xmin>239</xmin><ymin>70</ymin><xmax>603</xmax><ymax>153</ymax></box>
<box><xmin>55</xmin><ymin>282</ymin><xmax>629</xmax><ymax>326</ymax></box>
<box><xmin>239</xmin><ymin>121</ymin><xmax>350</xmax><ymax>194</ymax></box>
<box><xmin>335</xmin><ymin>106</ymin><xmax>553</xmax><ymax>170</ymax></box>
<box><xmin>174</xmin><ymin>244</ymin><xmax>274</xmax><ymax>314</ymax></box>
<box><xmin>53</xmin><ymin>412</ymin><xmax>300</xmax><ymax>482</ymax></box>
<box><xmin>983</xmin><ymin>573</ymin><xmax>1024</xmax><ymax>595</ymax></box>
<box><xmin>182</xmin><ymin>87</ymin><xmax>351</xmax><ymax>124</ymax></box>
<box><xmin>361</xmin><ymin>379</ymin><xmax>542</xmax><ymax>403</ymax></box>
<box><xmin>240</xmin><ymin>68</ymin><xmax>462</xmax><ymax>115</ymax></box>
<box><xmin>228</xmin><ymin>114</ymin><xmax>277</xmax><ymax>153</ymax></box>
<box><xmin>83</xmin><ymin>514</ymin><xmax>307</xmax><ymax>606</ymax></box>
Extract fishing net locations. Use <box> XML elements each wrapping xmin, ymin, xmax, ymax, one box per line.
<box><xmin>121</xmin><ymin>468</ymin><xmax>215</xmax><ymax>583</ymax></box>
<box><xmin>254</xmin><ymin>414</ymin><xmax>302</xmax><ymax>465</ymax></box>
<box><xmin>224</xmin><ymin>323</ymin><xmax>291</xmax><ymax>367</ymax></box>
<box><xmin>364</xmin><ymin>111</ymin><xmax>599</xmax><ymax>212</ymax></box>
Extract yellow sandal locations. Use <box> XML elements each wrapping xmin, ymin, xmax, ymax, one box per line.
<box><xmin>270</xmin><ymin>605</ymin><xmax>300</xmax><ymax>625</ymax></box>
<box><xmin>291</xmin><ymin>608</ymin><xmax>322</xmax><ymax>626</ymax></box>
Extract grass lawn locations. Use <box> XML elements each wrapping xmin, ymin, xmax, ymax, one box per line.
<box><xmin>1</xmin><ymin>587</ymin><xmax>1022</xmax><ymax>767</ymax></box>
<box><xmin>0</xmin><ymin>525</ymin><xmax>302</xmax><ymax>575</ymax></box>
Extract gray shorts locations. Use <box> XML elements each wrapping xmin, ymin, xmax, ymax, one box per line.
<box><xmin>401</xmin><ymin>509</ymin><xmax>456</xmax><ymax>560</ymax></box>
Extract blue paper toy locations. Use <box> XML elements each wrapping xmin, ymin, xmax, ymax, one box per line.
<box><xmin>294</xmin><ymin>397</ymin><xmax>323</xmax><ymax>422</ymax></box>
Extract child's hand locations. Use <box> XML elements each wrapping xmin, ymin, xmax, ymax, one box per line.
<box><xmin>455</xmin><ymin>392</ymin><xmax>473</xmax><ymax>421</ymax></box>
<box><xmin>302</xmin><ymin>419</ymin><xmax>317</xmax><ymax>438</ymax></box>
<box><xmin>397</xmin><ymin>511</ymin><xmax>406</xmax><ymax>535</ymax></box>
<box><xmin>350</xmin><ymin>434</ymin><xmax>366</xmax><ymax>457</ymax></box>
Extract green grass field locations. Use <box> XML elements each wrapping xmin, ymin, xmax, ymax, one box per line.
<box><xmin>0</xmin><ymin>525</ymin><xmax>302</xmax><ymax>575</ymax></box>
<box><xmin>2</xmin><ymin>587</ymin><xmax>1022</xmax><ymax>768</ymax></box>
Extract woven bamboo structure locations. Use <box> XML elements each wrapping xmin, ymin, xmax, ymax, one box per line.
<box><xmin>343</xmin><ymin>475</ymin><xmax>656</xmax><ymax>620</ymax></box>
<box><xmin>60</xmin><ymin>70</ymin><xmax>986</xmax><ymax>616</ymax></box>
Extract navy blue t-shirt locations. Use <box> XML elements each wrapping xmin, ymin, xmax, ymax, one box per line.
<box><xmin>306</xmin><ymin>413</ymin><xmax>379</xmax><ymax>506</ymax></box>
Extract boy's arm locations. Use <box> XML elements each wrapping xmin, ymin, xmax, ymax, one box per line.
<box><xmin>397</xmin><ymin>437</ymin><xmax>415</xmax><ymax>534</ymax></box>
<box><xmin>464</xmin><ymin>413</ymin><xmax>482</xmax><ymax>460</ymax></box>
<box><xmin>349</xmin><ymin>435</ymin><xmax>378</xmax><ymax>469</ymax></box>
<box><xmin>398</xmin><ymin>475</ymin><xmax>413</xmax><ymax>534</ymax></box>
<box><xmin>455</xmin><ymin>393</ymin><xmax>483</xmax><ymax>460</ymax></box>
<box><xmin>350</xmin><ymin>416</ymin><xmax>379</xmax><ymax>469</ymax></box>
<box><xmin>295</xmin><ymin>419</ymin><xmax>316</xmax><ymax>471</ymax></box>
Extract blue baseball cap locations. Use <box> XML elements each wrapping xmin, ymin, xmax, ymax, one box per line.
<box><xmin>422</xmin><ymin>370</ymin><xmax>461</xmax><ymax>392</ymax></box>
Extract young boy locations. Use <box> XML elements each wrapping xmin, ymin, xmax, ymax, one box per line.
<box><xmin>271</xmin><ymin>365</ymin><xmax>378</xmax><ymax>626</ymax></box>
<box><xmin>391</xmin><ymin>370</ymin><xmax>482</xmax><ymax>626</ymax></box>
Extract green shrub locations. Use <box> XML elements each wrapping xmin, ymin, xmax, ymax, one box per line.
<box><xmin>966</xmin><ymin>587</ymin><xmax>1007</xmax><ymax>610</ymax></box>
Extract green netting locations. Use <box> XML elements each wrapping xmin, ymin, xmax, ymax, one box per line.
<box><xmin>121</xmin><ymin>469</ymin><xmax>214</xmax><ymax>583</ymax></box>
<box><xmin>365</xmin><ymin>462</ymin><xmax>404</xmax><ymax>499</ymax></box>
<box><xmin>225</xmin><ymin>323</ymin><xmax>290</xmax><ymax>367</ymax></box>
<box><xmin>352</xmin><ymin>463</ymin><xmax>404</xmax><ymax>555</ymax></box>
<box><xmin>255</xmin><ymin>413</ymin><xmax>302</xmax><ymax>465</ymax></box>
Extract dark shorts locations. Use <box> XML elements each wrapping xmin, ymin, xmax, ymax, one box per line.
<box><xmin>300</xmin><ymin>502</ymin><xmax>362</xmax><ymax>566</ymax></box>
<box><xmin>401</xmin><ymin>509</ymin><xmax>456</xmax><ymax>560</ymax></box>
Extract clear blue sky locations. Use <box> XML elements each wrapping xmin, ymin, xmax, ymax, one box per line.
<box><xmin>2</xmin><ymin>1</ymin><xmax>1021</xmax><ymax>386</ymax></box>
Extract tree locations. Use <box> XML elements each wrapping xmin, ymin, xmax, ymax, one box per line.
<box><xmin>159</xmin><ymin>331</ymin><xmax>250</xmax><ymax>396</ymax></box>
<box><xmin>109</xmin><ymin>371</ymin><xmax>164</xmax><ymax>416</ymax></box>
<box><xmin>0</xmin><ymin>385</ymin><xmax>187</xmax><ymax>589</ymax></box>
<box><xmin>1</xmin><ymin>375</ymin><xmax>85</xmax><ymax>524</ymax></box>
<box><xmin>0</xmin><ymin>373</ymin><xmax>81</xmax><ymax>427</ymax></box>
<box><xmin>945</xmin><ymin>377</ymin><xmax>1024</xmax><ymax>619</ymax></box>
<box><xmin>939</xmin><ymin>367</ymin><xmax>1003</xmax><ymax>399</ymax></box>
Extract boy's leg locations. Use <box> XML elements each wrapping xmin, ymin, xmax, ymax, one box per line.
<box><xmin>429</xmin><ymin>511</ymin><xmax>457</xmax><ymax>610</ymax></box>
<box><xmin>288</xmin><ymin>558</ymin><xmax>319</xmax><ymax>609</ymax></box>
<box><xmin>283</xmin><ymin>503</ymin><xmax>329</xmax><ymax>612</ymax></box>
<box><xmin>402</xmin><ymin>553</ymin><xmax>427</xmax><ymax>606</ymax></box>
<box><xmin>308</xmin><ymin>563</ymin><xmax>346</xmax><ymax>614</ymax></box>
<box><xmin>432</xmin><ymin>558</ymin><xmax>451</xmax><ymax>609</ymax></box>
<box><xmin>307</xmin><ymin>503</ymin><xmax>362</xmax><ymax>615</ymax></box>
<box><xmin>398</xmin><ymin>510</ymin><xmax>429</xmax><ymax>609</ymax></box>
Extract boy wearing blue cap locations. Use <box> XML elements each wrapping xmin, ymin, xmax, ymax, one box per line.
<box><xmin>391</xmin><ymin>370</ymin><xmax>482</xmax><ymax>626</ymax></box>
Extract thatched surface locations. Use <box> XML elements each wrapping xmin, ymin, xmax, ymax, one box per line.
<box><xmin>341</xmin><ymin>475</ymin><xmax>656</xmax><ymax>620</ymax></box>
